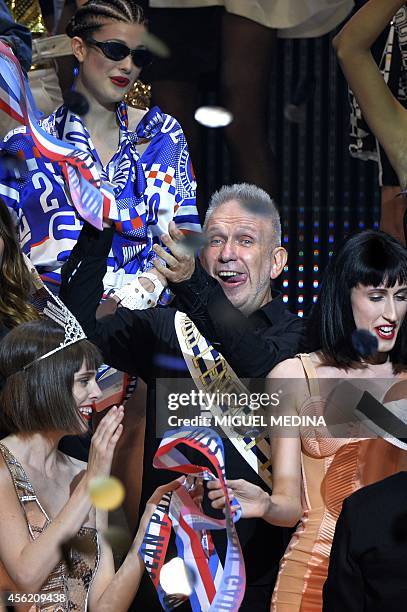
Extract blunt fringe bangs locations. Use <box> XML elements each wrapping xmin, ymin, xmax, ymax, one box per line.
<box><xmin>0</xmin><ymin>319</ymin><xmax>102</xmax><ymax>435</ymax></box>
<box><xmin>305</xmin><ymin>230</ymin><xmax>407</xmax><ymax>370</ymax></box>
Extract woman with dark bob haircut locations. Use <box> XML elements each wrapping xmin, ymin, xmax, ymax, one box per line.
<box><xmin>0</xmin><ymin>318</ymin><xmax>183</xmax><ymax>610</ymax></box>
<box><xmin>207</xmin><ymin>230</ymin><xmax>407</xmax><ymax>611</ymax></box>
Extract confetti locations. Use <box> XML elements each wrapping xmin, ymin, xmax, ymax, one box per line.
<box><xmin>194</xmin><ymin>106</ymin><xmax>233</xmax><ymax>128</ymax></box>
<box><xmin>140</xmin><ymin>30</ymin><xmax>170</xmax><ymax>58</ymax></box>
<box><xmin>160</xmin><ymin>557</ymin><xmax>195</xmax><ymax>597</ymax></box>
<box><xmin>88</xmin><ymin>476</ymin><xmax>125</xmax><ymax>510</ymax></box>
<box><xmin>177</xmin><ymin>232</ymin><xmax>208</xmax><ymax>256</ymax></box>
<box><xmin>351</xmin><ymin>329</ymin><xmax>378</xmax><ymax>358</ymax></box>
<box><xmin>103</xmin><ymin>525</ymin><xmax>132</xmax><ymax>555</ymax></box>
<box><xmin>62</xmin><ymin>91</ymin><xmax>89</xmax><ymax>117</ymax></box>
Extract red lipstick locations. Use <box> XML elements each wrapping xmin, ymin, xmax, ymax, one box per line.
<box><xmin>374</xmin><ymin>325</ymin><xmax>396</xmax><ymax>340</ymax></box>
<box><xmin>110</xmin><ymin>76</ymin><xmax>130</xmax><ymax>88</ymax></box>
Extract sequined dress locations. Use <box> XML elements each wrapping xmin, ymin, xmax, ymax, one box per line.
<box><xmin>0</xmin><ymin>443</ymin><xmax>99</xmax><ymax>611</ymax></box>
<box><xmin>271</xmin><ymin>354</ymin><xmax>406</xmax><ymax>611</ymax></box>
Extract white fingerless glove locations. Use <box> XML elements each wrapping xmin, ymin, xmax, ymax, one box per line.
<box><xmin>112</xmin><ymin>271</ymin><xmax>165</xmax><ymax>310</ymax></box>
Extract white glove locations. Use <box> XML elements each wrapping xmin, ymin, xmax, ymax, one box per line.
<box><xmin>112</xmin><ymin>271</ymin><xmax>165</xmax><ymax>310</ymax></box>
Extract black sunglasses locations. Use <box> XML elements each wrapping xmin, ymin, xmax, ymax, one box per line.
<box><xmin>85</xmin><ymin>37</ymin><xmax>153</xmax><ymax>68</ymax></box>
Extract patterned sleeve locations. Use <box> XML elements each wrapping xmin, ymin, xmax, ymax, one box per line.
<box><xmin>171</xmin><ymin>125</ymin><xmax>200</xmax><ymax>233</ymax></box>
<box><xmin>142</xmin><ymin>113</ymin><xmax>201</xmax><ymax>271</ymax></box>
<box><xmin>0</xmin><ymin>127</ymin><xmax>81</xmax><ymax>270</ymax></box>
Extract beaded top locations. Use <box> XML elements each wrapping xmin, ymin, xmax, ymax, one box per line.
<box><xmin>0</xmin><ymin>443</ymin><xmax>99</xmax><ymax>611</ymax></box>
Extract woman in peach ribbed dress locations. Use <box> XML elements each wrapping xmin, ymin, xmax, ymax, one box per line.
<box><xmin>208</xmin><ymin>230</ymin><xmax>407</xmax><ymax>611</ymax></box>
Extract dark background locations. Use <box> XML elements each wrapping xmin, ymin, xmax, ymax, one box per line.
<box><xmin>138</xmin><ymin>2</ymin><xmax>381</xmax><ymax>316</ymax></box>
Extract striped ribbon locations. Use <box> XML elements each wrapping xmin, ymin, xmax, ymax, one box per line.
<box><xmin>139</xmin><ymin>427</ymin><xmax>246</xmax><ymax>611</ymax></box>
<box><xmin>0</xmin><ymin>40</ymin><xmax>117</xmax><ymax>230</ymax></box>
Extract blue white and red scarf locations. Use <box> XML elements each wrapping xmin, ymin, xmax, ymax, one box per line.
<box><xmin>0</xmin><ymin>41</ymin><xmax>199</xmax><ymax>287</ymax></box>
<box><xmin>139</xmin><ymin>427</ymin><xmax>246</xmax><ymax>611</ymax></box>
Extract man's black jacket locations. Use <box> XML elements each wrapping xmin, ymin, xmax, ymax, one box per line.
<box><xmin>59</xmin><ymin>223</ymin><xmax>303</xmax><ymax>610</ymax></box>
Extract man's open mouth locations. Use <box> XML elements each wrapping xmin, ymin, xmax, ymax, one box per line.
<box><xmin>217</xmin><ymin>271</ymin><xmax>246</xmax><ymax>284</ymax></box>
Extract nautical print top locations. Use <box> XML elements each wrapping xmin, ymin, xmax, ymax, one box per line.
<box><xmin>0</xmin><ymin>102</ymin><xmax>199</xmax><ymax>289</ymax></box>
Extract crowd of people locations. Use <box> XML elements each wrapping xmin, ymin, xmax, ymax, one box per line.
<box><xmin>0</xmin><ymin>0</ymin><xmax>407</xmax><ymax>611</ymax></box>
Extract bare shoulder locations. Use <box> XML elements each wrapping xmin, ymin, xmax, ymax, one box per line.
<box><xmin>127</xmin><ymin>106</ymin><xmax>148</xmax><ymax>131</ymax></box>
<box><xmin>267</xmin><ymin>357</ymin><xmax>305</xmax><ymax>379</ymax></box>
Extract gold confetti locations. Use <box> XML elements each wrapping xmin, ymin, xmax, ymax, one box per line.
<box><xmin>140</xmin><ymin>31</ymin><xmax>170</xmax><ymax>58</ymax></box>
<box><xmin>88</xmin><ymin>476</ymin><xmax>125</xmax><ymax>510</ymax></box>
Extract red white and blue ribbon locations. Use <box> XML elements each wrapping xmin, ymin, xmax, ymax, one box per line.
<box><xmin>0</xmin><ymin>40</ymin><xmax>117</xmax><ymax>230</ymax></box>
<box><xmin>139</xmin><ymin>428</ymin><xmax>246</xmax><ymax>611</ymax></box>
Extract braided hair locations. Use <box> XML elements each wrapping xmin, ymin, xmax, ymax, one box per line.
<box><xmin>66</xmin><ymin>0</ymin><xmax>145</xmax><ymax>39</ymax></box>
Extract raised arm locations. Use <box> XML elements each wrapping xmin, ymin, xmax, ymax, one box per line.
<box><xmin>88</xmin><ymin>479</ymin><xmax>183</xmax><ymax>612</ymax></box>
<box><xmin>59</xmin><ymin>223</ymin><xmax>160</xmax><ymax>379</ymax></box>
<box><xmin>153</xmin><ymin>222</ymin><xmax>303</xmax><ymax>377</ymax></box>
<box><xmin>208</xmin><ymin>434</ymin><xmax>301</xmax><ymax>528</ymax></box>
<box><xmin>0</xmin><ymin>407</ymin><xmax>123</xmax><ymax>594</ymax></box>
<box><xmin>333</xmin><ymin>0</ymin><xmax>407</xmax><ymax>184</ymax></box>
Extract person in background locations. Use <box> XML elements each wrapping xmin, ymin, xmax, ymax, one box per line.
<box><xmin>323</xmin><ymin>468</ymin><xmax>407</xmax><ymax>611</ymax></box>
<box><xmin>144</xmin><ymin>0</ymin><xmax>354</xmax><ymax>213</ymax></box>
<box><xmin>0</xmin><ymin>199</ymin><xmax>38</xmax><ymax>343</ymax></box>
<box><xmin>345</xmin><ymin>0</ymin><xmax>407</xmax><ymax>245</ymax></box>
<box><xmin>0</xmin><ymin>0</ymin><xmax>32</xmax><ymax>137</ymax></box>
<box><xmin>334</xmin><ymin>0</ymin><xmax>407</xmax><ymax>244</ymax></box>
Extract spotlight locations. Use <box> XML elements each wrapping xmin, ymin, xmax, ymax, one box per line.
<box><xmin>194</xmin><ymin>106</ymin><xmax>233</xmax><ymax>128</ymax></box>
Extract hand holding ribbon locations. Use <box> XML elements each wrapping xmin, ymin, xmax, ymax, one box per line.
<box><xmin>138</xmin><ymin>427</ymin><xmax>246</xmax><ymax>611</ymax></box>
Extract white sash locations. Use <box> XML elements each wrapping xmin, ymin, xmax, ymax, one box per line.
<box><xmin>175</xmin><ymin>311</ymin><xmax>273</xmax><ymax>490</ymax></box>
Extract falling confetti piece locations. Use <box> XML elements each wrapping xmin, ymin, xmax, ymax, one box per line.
<box><xmin>194</xmin><ymin>106</ymin><xmax>233</xmax><ymax>128</ymax></box>
<box><xmin>351</xmin><ymin>329</ymin><xmax>378</xmax><ymax>358</ymax></box>
<box><xmin>160</xmin><ymin>557</ymin><xmax>195</xmax><ymax>597</ymax></box>
<box><xmin>88</xmin><ymin>476</ymin><xmax>125</xmax><ymax>510</ymax></box>
<box><xmin>177</xmin><ymin>232</ymin><xmax>208</xmax><ymax>256</ymax></box>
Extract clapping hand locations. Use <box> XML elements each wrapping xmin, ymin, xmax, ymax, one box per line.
<box><xmin>86</xmin><ymin>405</ymin><xmax>124</xmax><ymax>482</ymax></box>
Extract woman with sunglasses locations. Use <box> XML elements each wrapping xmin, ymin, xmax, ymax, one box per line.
<box><xmin>0</xmin><ymin>0</ymin><xmax>199</xmax><ymax>299</ymax></box>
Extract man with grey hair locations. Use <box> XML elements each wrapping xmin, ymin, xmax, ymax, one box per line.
<box><xmin>154</xmin><ymin>183</ymin><xmax>287</xmax><ymax>316</ymax></box>
<box><xmin>61</xmin><ymin>182</ymin><xmax>303</xmax><ymax>610</ymax></box>
<box><xmin>152</xmin><ymin>182</ymin><xmax>295</xmax><ymax>378</ymax></box>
